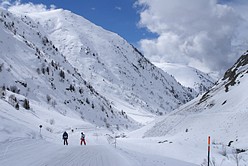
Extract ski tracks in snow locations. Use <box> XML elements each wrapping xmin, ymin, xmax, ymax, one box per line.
<box><xmin>0</xmin><ymin>138</ymin><xmax>197</xmax><ymax>166</ymax></box>
<box><xmin>0</xmin><ymin>139</ymin><xmax>132</xmax><ymax>166</ymax></box>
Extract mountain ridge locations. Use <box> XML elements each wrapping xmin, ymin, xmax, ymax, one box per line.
<box><xmin>143</xmin><ymin>52</ymin><xmax>248</xmax><ymax>146</ymax></box>
<box><xmin>23</xmin><ymin>9</ymin><xmax>197</xmax><ymax>117</ymax></box>
<box><xmin>153</xmin><ymin>62</ymin><xmax>216</xmax><ymax>95</ymax></box>
<box><xmin>0</xmin><ymin>8</ymin><xmax>135</xmax><ymax>130</ymax></box>
<box><xmin>1</xmin><ymin>7</ymin><xmax>197</xmax><ymax>131</ymax></box>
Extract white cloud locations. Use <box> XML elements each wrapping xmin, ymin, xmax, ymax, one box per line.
<box><xmin>136</xmin><ymin>0</ymin><xmax>248</xmax><ymax>75</ymax></box>
<box><xmin>50</xmin><ymin>4</ymin><xmax>56</xmax><ymax>10</ymax></box>
<box><xmin>7</xmin><ymin>1</ymin><xmax>56</xmax><ymax>14</ymax></box>
<box><xmin>115</xmin><ymin>6</ymin><xmax>122</xmax><ymax>11</ymax></box>
<box><xmin>0</xmin><ymin>0</ymin><xmax>11</xmax><ymax>8</ymax></box>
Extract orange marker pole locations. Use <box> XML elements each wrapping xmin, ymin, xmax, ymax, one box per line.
<box><xmin>208</xmin><ymin>136</ymin><xmax>210</xmax><ymax>166</ymax></box>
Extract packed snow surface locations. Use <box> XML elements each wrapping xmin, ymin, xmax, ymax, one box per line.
<box><xmin>0</xmin><ymin>98</ymin><xmax>196</xmax><ymax>166</ymax></box>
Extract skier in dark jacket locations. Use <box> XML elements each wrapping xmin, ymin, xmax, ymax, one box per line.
<box><xmin>80</xmin><ymin>132</ymin><xmax>86</xmax><ymax>145</ymax></box>
<box><xmin>62</xmin><ymin>131</ymin><xmax>68</xmax><ymax>145</ymax></box>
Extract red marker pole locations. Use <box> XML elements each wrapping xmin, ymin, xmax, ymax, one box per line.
<box><xmin>208</xmin><ymin>136</ymin><xmax>210</xmax><ymax>166</ymax></box>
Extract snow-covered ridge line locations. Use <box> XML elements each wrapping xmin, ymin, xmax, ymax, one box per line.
<box><xmin>23</xmin><ymin>8</ymin><xmax>197</xmax><ymax>117</ymax></box>
<box><xmin>153</xmin><ymin>62</ymin><xmax>216</xmax><ymax>95</ymax></box>
<box><xmin>0</xmin><ymin>7</ymin><xmax>134</xmax><ymax>130</ymax></box>
<box><xmin>1</xmin><ymin>5</ymin><xmax>198</xmax><ymax>131</ymax></box>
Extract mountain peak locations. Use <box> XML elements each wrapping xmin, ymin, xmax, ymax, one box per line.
<box><xmin>0</xmin><ymin>7</ymin><xmax>196</xmax><ymax>130</ymax></box>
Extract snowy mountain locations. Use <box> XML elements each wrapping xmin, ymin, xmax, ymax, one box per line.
<box><xmin>0</xmin><ymin>6</ymin><xmax>198</xmax><ymax>131</ymax></box>
<box><xmin>153</xmin><ymin>62</ymin><xmax>216</xmax><ymax>94</ymax></box>
<box><xmin>139</xmin><ymin>52</ymin><xmax>248</xmax><ymax>165</ymax></box>
<box><xmin>0</xmin><ymin>8</ymin><xmax>135</xmax><ymax>130</ymax></box>
<box><xmin>0</xmin><ymin>6</ymin><xmax>200</xmax><ymax>166</ymax></box>
<box><xmin>16</xmin><ymin>9</ymin><xmax>197</xmax><ymax>119</ymax></box>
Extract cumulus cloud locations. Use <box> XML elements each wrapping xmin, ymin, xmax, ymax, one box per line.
<box><xmin>227</xmin><ymin>0</ymin><xmax>248</xmax><ymax>43</ymax></box>
<box><xmin>6</xmin><ymin>1</ymin><xmax>56</xmax><ymax>14</ymax></box>
<box><xmin>136</xmin><ymin>0</ymin><xmax>248</xmax><ymax>75</ymax></box>
<box><xmin>0</xmin><ymin>0</ymin><xmax>11</xmax><ymax>8</ymax></box>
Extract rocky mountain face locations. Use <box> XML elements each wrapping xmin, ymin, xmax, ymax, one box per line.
<box><xmin>222</xmin><ymin>52</ymin><xmax>248</xmax><ymax>92</ymax></box>
<box><xmin>0</xmin><ymin>8</ymin><xmax>197</xmax><ymax>130</ymax></box>
<box><xmin>198</xmin><ymin>51</ymin><xmax>248</xmax><ymax>105</ymax></box>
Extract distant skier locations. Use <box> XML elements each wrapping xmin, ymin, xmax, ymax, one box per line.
<box><xmin>80</xmin><ymin>132</ymin><xmax>86</xmax><ymax>145</ymax></box>
<box><xmin>62</xmin><ymin>131</ymin><xmax>68</xmax><ymax>145</ymax></box>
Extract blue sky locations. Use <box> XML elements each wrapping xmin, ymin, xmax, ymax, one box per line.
<box><xmin>2</xmin><ymin>0</ymin><xmax>248</xmax><ymax>75</ymax></box>
<box><xmin>19</xmin><ymin>0</ymin><xmax>156</xmax><ymax>45</ymax></box>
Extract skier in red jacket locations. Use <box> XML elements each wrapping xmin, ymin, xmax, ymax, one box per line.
<box><xmin>80</xmin><ymin>132</ymin><xmax>86</xmax><ymax>145</ymax></box>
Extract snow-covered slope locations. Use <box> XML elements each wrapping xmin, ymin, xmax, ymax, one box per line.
<box><xmin>0</xmin><ymin>98</ymin><xmax>197</xmax><ymax>166</ymax></box>
<box><xmin>139</xmin><ymin>52</ymin><xmax>248</xmax><ymax>165</ymax></box>
<box><xmin>0</xmin><ymin>6</ymin><xmax>224</xmax><ymax>165</ymax></box>
<box><xmin>0</xmin><ymin>5</ymin><xmax>199</xmax><ymax>132</ymax></box>
<box><xmin>0</xmin><ymin>8</ymin><xmax>135</xmax><ymax>130</ymax></box>
<box><xmin>154</xmin><ymin>62</ymin><xmax>216</xmax><ymax>94</ymax></box>
<box><xmin>20</xmin><ymin>9</ymin><xmax>196</xmax><ymax>118</ymax></box>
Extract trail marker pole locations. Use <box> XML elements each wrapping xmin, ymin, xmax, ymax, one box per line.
<box><xmin>208</xmin><ymin>136</ymin><xmax>210</xmax><ymax>166</ymax></box>
<box><xmin>39</xmin><ymin>125</ymin><xmax>43</xmax><ymax>136</ymax></box>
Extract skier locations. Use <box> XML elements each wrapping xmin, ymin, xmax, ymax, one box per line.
<box><xmin>80</xmin><ymin>132</ymin><xmax>86</xmax><ymax>145</ymax></box>
<box><xmin>62</xmin><ymin>131</ymin><xmax>68</xmax><ymax>145</ymax></box>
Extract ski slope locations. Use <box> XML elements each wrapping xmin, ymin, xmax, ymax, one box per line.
<box><xmin>0</xmin><ymin>97</ymin><xmax>196</xmax><ymax>166</ymax></box>
<box><xmin>0</xmin><ymin>139</ymin><xmax>132</xmax><ymax>166</ymax></box>
<box><xmin>0</xmin><ymin>133</ymin><xmax>197</xmax><ymax>166</ymax></box>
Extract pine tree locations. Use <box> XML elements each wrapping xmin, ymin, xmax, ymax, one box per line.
<box><xmin>15</xmin><ymin>103</ymin><xmax>19</xmax><ymax>110</ymax></box>
<box><xmin>23</xmin><ymin>98</ymin><xmax>30</xmax><ymax>110</ymax></box>
<box><xmin>86</xmin><ymin>98</ymin><xmax>90</xmax><ymax>104</ymax></box>
<box><xmin>59</xmin><ymin>70</ymin><xmax>65</xmax><ymax>79</ymax></box>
